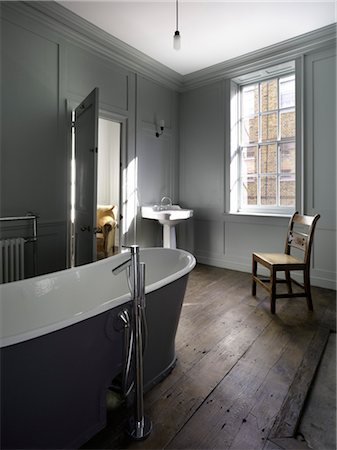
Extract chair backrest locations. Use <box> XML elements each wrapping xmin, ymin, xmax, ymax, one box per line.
<box><xmin>96</xmin><ymin>205</ymin><xmax>117</xmax><ymax>228</ymax></box>
<box><xmin>284</xmin><ymin>212</ymin><xmax>320</xmax><ymax>265</ymax></box>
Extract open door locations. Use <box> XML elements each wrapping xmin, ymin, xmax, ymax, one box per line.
<box><xmin>74</xmin><ymin>88</ymin><xmax>99</xmax><ymax>266</ymax></box>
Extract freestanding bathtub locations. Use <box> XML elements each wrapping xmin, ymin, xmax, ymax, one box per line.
<box><xmin>0</xmin><ymin>247</ymin><xmax>195</xmax><ymax>449</ymax></box>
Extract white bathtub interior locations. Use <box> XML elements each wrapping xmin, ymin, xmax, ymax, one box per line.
<box><xmin>0</xmin><ymin>247</ymin><xmax>196</xmax><ymax>347</ymax></box>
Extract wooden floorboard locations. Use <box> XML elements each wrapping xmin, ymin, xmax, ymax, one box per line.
<box><xmin>269</xmin><ymin>437</ymin><xmax>312</xmax><ymax>450</ymax></box>
<box><xmin>81</xmin><ymin>264</ymin><xmax>336</xmax><ymax>450</ymax></box>
<box><xmin>269</xmin><ymin>327</ymin><xmax>330</xmax><ymax>439</ymax></box>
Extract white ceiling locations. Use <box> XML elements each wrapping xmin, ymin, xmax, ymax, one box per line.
<box><xmin>58</xmin><ymin>1</ymin><xmax>336</xmax><ymax>75</ymax></box>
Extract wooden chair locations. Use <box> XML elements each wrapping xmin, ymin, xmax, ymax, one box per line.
<box><xmin>252</xmin><ymin>212</ymin><xmax>320</xmax><ymax>314</ymax></box>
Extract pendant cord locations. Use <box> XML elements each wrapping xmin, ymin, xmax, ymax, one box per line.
<box><xmin>176</xmin><ymin>0</ymin><xmax>179</xmax><ymax>31</ymax></box>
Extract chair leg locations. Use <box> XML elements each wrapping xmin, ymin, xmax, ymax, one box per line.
<box><xmin>304</xmin><ymin>268</ymin><xmax>313</xmax><ymax>311</ymax></box>
<box><xmin>252</xmin><ymin>255</ymin><xmax>257</xmax><ymax>296</ymax></box>
<box><xmin>270</xmin><ymin>268</ymin><xmax>276</xmax><ymax>314</ymax></box>
<box><xmin>285</xmin><ymin>270</ymin><xmax>292</xmax><ymax>294</ymax></box>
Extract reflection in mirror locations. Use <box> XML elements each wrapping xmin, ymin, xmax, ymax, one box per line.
<box><xmin>73</xmin><ymin>88</ymin><xmax>99</xmax><ymax>267</ymax></box>
<box><xmin>96</xmin><ymin>118</ymin><xmax>121</xmax><ymax>259</ymax></box>
<box><xmin>0</xmin><ymin>214</ymin><xmax>38</xmax><ymax>283</ymax></box>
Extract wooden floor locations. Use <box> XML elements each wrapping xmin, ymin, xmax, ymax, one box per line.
<box><xmin>82</xmin><ymin>264</ymin><xmax>336</xmax><ymax>450</ymax></box>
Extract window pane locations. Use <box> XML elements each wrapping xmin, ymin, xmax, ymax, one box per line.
<box><xmin>260</xmin><ymin>176</ymin><xmax>276</xmax><ymax>205</ymax></box>
<box><xmin>242</xmin><ymin>147</ymin><xmax>257</xmax><ymax>175</ymax></box>
<box><xmin>242</xmin><ymin>176</ymin><xmax>257</xmax><ymax>205</ymax></box>
<box><xmin>261</xmin><ymin>79</ymin><xmax>278</xmax><ymax>112</ymax></box>
<box><xmin>261</xmin><ymin>113</ymin><xmax>277</xmax><ymax>141</ymax></box>
<box><xmin>280</xmin><ymin>110</ymin><xmax>295</xmax><ymax>139</ymax></box>
<box><xmin>242</xmin><ymin>84</ymin><xmax>258</xmax><ymax>116</ymax></box>
<box><xmin>280</xmin><ymin>175</ymin><xmax>295</xmax><ymax>206</ymax></box>
<box><xmin>280</xmin><ymin>142</ymin><xmax>295</xmax><ymax>173</ymax></box>
<box><xmin>279</xmin><ymin>75</ymin><xmax>295</xmax><ymax>108</ymax></box>
<box><xmin>260</xmin><ymin>144</ymin><xmax>277</xmax><ymax>174</ymax></box>
<box><xmin>242</xmin><ymin>116</ymin><xmax>258</xmax><ymax>144</ymax></box>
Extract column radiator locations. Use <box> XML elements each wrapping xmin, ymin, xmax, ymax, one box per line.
<box><xmin>0</xmin><ymin>238</ymin><xmax>25</xmax><ymax>283</ymax></box>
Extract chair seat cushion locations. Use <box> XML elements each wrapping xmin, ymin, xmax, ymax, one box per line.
<box><xmin>253</xmin><ymin>252</ymin><xmax>303</xmax><ymax>266</ymax></box>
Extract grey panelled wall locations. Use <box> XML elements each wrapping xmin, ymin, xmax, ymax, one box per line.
<box><xmin>1</xmin><ymin>13</ymin><xmax>68</xmax><ymax>275</ymax></box>
<box><xmin>66</xmin><ymin>42</ymin><xmax>132</xmax><ymax>115</ymax></box>
<box><xmin>1</xmin><ymin>2</ymin><xmax>336</xmax><ymax>289</ymax></box>
<box><xmin>179</xmin><ymin>45</ymin><xmax>336</xmax><ymax>290</ymax></box>
<box><xmin>178</xmin><ymin>81</ymin><xmax>226</xmax><ymax>261</ymax></box>
<box><xmin>304</xmin><ymin>48</ymin><xmax>336</xmax><ymax>284</ymax></box>
<box><xmin>0</xmin><ymin>2</ymin><xmax>179</xmax><ymax>275</ymax></box>
<box><xmin>137</xmin><ymin>76</ymin><xmax>180</xmax><ymax>247</ymax></box>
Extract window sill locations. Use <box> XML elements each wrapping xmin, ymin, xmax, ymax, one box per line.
<box><xmin>226</xmin><ymin>211</ymin><xmax>292</xmax><ymax>218</ymax></box>
<box><xmin>224</xmin><ymin>211</ymin><xmax>291</xmax><ymax>226</ymax></box>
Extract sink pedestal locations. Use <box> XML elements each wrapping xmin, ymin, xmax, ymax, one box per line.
<box><xmin>141</xmin><ymin>205</ymin><xmax>193</xmax><ymax>250</ymax></box>
<box><xmin>163</xmin><ymin>224</ymin><xmax>177</xmax><ymax>249</ymax></box>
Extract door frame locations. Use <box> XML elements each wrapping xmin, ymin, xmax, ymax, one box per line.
<box><xmin>74</xmin><ymin>88</ymin><xmax>99</xmax><ymax>267</ymax></box>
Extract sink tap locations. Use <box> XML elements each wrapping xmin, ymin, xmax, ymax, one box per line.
<box><xmin>160</xmin><ymin>196</ymin><xmax>172</xmax><ymax>209</ymax></box>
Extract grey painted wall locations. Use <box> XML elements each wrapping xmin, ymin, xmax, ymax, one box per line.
<box><xmin>179</xmin><ymin>48</ymin><xmax>336</xmax><ymax>290</ymax></box>
<box><xmin>136</xmin><ymin>75</ymin><xmax>180</xmax><ymax>247</ymax></box>
<box><xmin>1</xmin><ymin>2</ymin><xmax>178</xmax><ymax>274</ymax></box>
<box><xmin>1</xmin><ymin>12</ymin><xmax>68</xmax><ymax>275</ymax></box>
<box><xmin>1</xmin><ymin>2</ymin><xmax>336</xmax><ymax>290</ymax></box>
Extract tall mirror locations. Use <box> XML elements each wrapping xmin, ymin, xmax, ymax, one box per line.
<box><xmin>0</xmin><ymin>86</ymin><xmax>124</xmax><ymax>282</ymax></box>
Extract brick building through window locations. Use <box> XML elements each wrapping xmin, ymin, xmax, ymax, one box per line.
<box><xmin>229</xmin><ymin>62</ymin><xmax>297</xmax><ymax>215</ymax></box>
<box><xmin>240</xmin><ymin>74</ymin><xmax>295</xmax><ymax>207</ymax></box>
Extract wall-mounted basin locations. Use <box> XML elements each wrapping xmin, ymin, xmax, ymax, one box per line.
<box><xmin>141</xmin><ymin>205</ymin><xmax>193</xmax><ymax>248</ymax></box>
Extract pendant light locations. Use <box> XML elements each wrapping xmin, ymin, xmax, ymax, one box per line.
<box><xmin>173</xmin><ymin>0</ymin><xmax>181</xmax><ymax>50</ymax></box>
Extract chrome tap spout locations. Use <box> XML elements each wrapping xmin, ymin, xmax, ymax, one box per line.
<box><xmin>112</xmin><ymin>258</ymin><xmax>131</xmax><ymax>275</ymax></box>
<box><xmin>160</xmin><ymin>196</ymin><xmax>172</xmax><ymax>209</ymax></box>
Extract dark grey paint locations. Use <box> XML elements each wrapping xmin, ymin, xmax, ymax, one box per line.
<box><xmin>0</xmin><ymin>275</ymin><xmax>188</xmax><ymax>449</ymax></box>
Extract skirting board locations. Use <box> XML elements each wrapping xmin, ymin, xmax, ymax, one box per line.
<box><xmin>195</xmin><ymin>254</ymin><xmax>337</xmax><ymax>291</ymax></box>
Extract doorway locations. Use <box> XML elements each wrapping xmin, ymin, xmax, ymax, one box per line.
<box><xmin>96</xmin><ymin>118</ymin><xmax>121</xmax><ymax>259</ymax></box>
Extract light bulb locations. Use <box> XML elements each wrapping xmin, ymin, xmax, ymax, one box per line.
<box><xmin>173</xmin><ymin>30</ymin><xmax>181</xmax><ymax>50</ymax></box>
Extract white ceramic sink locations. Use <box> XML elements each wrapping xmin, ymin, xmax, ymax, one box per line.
<box><xmin>141</xmin><ymin>205</ymin><xmax>193</xmax><ymax>248</ymax></box>
<box><xmin>141</xmin><ymin>205</ymin><xmax>193</xmax><ymax>226</ymax></box>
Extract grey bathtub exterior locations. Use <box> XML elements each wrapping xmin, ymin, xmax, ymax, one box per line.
<box><xmin>0</xmin><ymin>275</ymin><xmax>189</xmax><ymax>449</ymax></box>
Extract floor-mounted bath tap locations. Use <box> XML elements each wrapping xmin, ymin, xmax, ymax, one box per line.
<box><xmin>112</xmin><ymin>245</ymin><xmax>152</xmax><ymax>440</ymax></box>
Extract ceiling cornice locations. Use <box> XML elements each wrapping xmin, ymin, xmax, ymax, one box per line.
<box><xmin>3</xmin><ymin>1</ymin><xmax>184</xmax><ymax>92</ymax></box>
<box><xmin>182</xmin><ymin>23</ymin><xmax>337</xmax><ymax>91</ymax></box>
<box><xmin>2</xmin><ymin>2</ymin><xmax>336</xmax><ymax>93</ymax></box>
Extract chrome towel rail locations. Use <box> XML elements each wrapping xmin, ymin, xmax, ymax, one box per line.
<box><xmin>0</xmin><ymin>213</ymin><xmax>38</xmax><ymax>276</ymax></box>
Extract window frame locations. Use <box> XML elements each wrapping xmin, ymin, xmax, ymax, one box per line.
<box><xmin>227</xmin><ymin>59</ymin><xmax>303</xmax><ymax>217</ymax></box>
